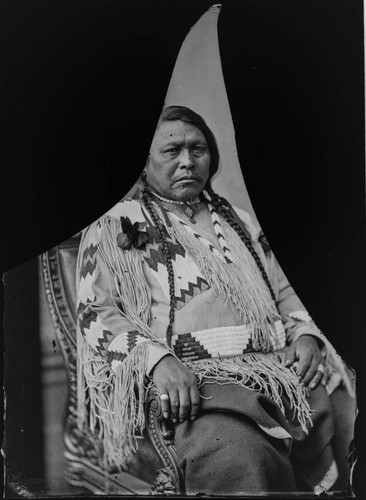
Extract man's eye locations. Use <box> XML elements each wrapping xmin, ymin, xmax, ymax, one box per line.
<box><xmin>165</xmin><ymin>147</ymin><xmax>179</xmax><ymax>154</ymax></box>
<box><xmin>192</xmin><ymin>146</ymin><xmax>206</xmax><ymax>154</ymax></box>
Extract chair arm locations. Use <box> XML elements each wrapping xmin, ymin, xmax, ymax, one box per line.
<box><xmin>145</xmin><ymin>385</ymin><xmax>185</xmax><ymax>494</ymax></box>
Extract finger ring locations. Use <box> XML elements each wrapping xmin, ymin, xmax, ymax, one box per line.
<box><xmin>317</xmin><ymin>364</ymin><xmax>325</xmax><ymax>374</ymax></box>
<box><xmin>160</xmin><ymin>394</ymin><xmax>169</xmax><ymax>401</ymax></box>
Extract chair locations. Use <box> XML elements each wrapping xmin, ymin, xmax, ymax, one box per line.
<box><xmin>41</xmin><ymin>235</ymin><xmax>185</xmax><ymax>495</ymax></box>
<box><xmin>42</xmin><ymin>234</ymin><xmax>357</xmax><ymax>497</ymax></box>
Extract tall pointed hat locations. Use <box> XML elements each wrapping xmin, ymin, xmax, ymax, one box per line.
<box><xmin>163</xmin><ymin>4</ymin><xmax>256</xmax><ymax>218</ymax></box>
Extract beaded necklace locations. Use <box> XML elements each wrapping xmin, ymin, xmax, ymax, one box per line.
<box><xmin>153</xmin><ymin>189</ymin><xmax>234</xmax><ymax>263</ymax></box>
<box><xmin>150</xmin><ymin>190</ymin><xmax>200</xmax><ymax>223</ymax></box>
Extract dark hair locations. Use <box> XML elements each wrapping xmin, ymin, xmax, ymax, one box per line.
<box><xmin>158</xmin><ymin>105</ymin><xmax>220</xmax><ymax>184</ymax></box>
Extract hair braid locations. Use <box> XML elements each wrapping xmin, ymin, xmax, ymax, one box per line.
<box><xmin>207</xmin><ymin>191</ymin><xmax>277</xmax><ymax>304</ymax></box>
<box><xmin>142</xmin><ymin>190</ymin><xmax>176</xmax><ymax>347</ymax></box>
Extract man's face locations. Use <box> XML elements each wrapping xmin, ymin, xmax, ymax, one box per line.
<box><xmin>145</xmin><ymin>120</ymin><xmax>211</xmax><ymax>201</ymax></box>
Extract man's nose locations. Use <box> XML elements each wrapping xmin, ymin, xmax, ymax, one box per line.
<box><xmin>178</xmin><ymin>148</ymin><xmax>194</xmax><ymax>169</ymax></box>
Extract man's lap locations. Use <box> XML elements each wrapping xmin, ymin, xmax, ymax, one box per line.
<box><xmin>174</xmin><ymin>380</ymin><xmax>337</xmax><ymax>495</ymax></box>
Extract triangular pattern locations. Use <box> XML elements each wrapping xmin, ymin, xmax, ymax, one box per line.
<box><xmin>175</xmin><ymin>276</ymin><xmax>210</xmax><ymax>309</ymax></box>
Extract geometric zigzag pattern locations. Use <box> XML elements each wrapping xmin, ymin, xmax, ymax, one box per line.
<box><xmin>172</xmin><ymin>322</ymin><xmax>287</xmax><ymax>361</ymax></box>
<box><xmin>142</xmin><ymin>235</ymin><xmax>211</xmax><ymax>310</ymax></box>
<box><xmin>78</xmin><ymin>300</ymin><xmax>114</xmax><ymax>357</ymax></box>
<box><xmin>77</xmin><ymin>232</ymin><xmax>152</xmax><ymax>364</ymax></box>
<box><xmin>79</xmin><ymin>243</ymin><xmax>98</xmax><ymax>279</ymax></box>
<box><xmin>171</xmin><ymin>213</ymin><xmax>229</xmax><ymax>264</ymax></box>
<box><xmin>208</xmin><ymin>203</ymin><xmax>234</xmax><ymax>263</ymax></box>
<box><xmin>77</xmin><ymin>224</ymin><xmax>114</xmax><ymax>358</ymax></box>
<box><xmin>76</xmin><ymin>216</ymin><xmax>152</xmax><ymax>364</ymax></box>
<box><xmin>143</xmin><ymin>229</ymin><xmax>211</xmax><ymax>310</ymax></box>
<box><xmin>139</xmin><ymin>203</ymin><xmax>211</xmax><ymax>310</ymax></box>
<box><xmin>143</xmin><ymin>224</ymin><xmax>185</xmax><ymax>272</ymax></box>
<box><xmin>76</xmin><ymin>198</ymin><xmax>289</xmax><ymax>367</ymax></box>
<box><xmin>106</xmin><ymin>330</ymin><xmax>150</xmax><ymax>364</ymax></box>
<box><xmin>172</xmin><ymin>325</ymin><xmax>253</xmax><ymax>361</ymax></box>
<box><xmin>108</xmin><ymin>199</ymin><xmax>236</xmax><ymax>311</ymax></box>
<box><xmin>175</xmin><ymin>276</ymin><xmax>210</xmax><ymax>309</ymax></box>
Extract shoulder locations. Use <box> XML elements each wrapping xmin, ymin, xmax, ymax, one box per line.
<box><xmin>80</xmin><ymin>198</ymin><xmax>146</xmax><ymax>247</ymax></box>
<box><xmin>105</xmin><ymin>198</ymin><xmax>146</xmax><ymax>223</ymax></box>
<box><xmin>232</xmin><ymin>205</ymin><xmax>261</xmax><ymax>241</ymax></box>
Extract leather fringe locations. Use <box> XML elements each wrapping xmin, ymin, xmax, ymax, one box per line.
<box><xmin>164</xmin><ymin>208</ymin><xmax>281</xmax><ymax>351</ymax></box>
<box><xmin>183</xmin><ymin>351</ymin><xmax>313</xmax><ymax>433</ymax></box>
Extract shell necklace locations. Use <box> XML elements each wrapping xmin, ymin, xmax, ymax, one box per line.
<box><xmin>151</xmin><ymin>190</ymin><xmax>200</xmax><ymax>223</ymax></box>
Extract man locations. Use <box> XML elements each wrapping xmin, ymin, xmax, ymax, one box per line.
<box><xmin>76</xmin><ymin>105</ymin><xmax>354</xmax><ymax>494</ymax></box>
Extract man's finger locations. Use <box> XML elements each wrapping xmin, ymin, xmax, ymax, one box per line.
<box><xmin>169</xmin><ymin>389</ymin><xmax>180</xmax><ymax>423</ymax></box>
<box><xmin>321</xmin><ymin>367</ymin><xmax>330</xmax><ymax>387</ymax></box>
<box><xmin>159</xmin><ymin>392</ymin><xmax>170</xmax><ymax>420</ymax></box>
<box><xmin>190</xmin><ymin>386</ymin><xmax>200</xmax><ymax>421</ymax></box>
<box><xmin>301</xmin><ymin>356</ymin><xmax>320</xmax><ymax>385</ymax></box>
<box><xmin>284</xmin><ymin>346</ymin><xmax>296</xmax><ymax>367</ymax></box>
<box><xmin>178</xmin><ymin>389</ymin><xmax>191</xmax><ymax>422</ymax></box>
<box><xmin>296</xmin><ymin>349</ymin><xmax>312</xmax><ymax>381</ymax></box>
<box><xmin>309</xmin><ymin>367</ymin><xmax>324</xmax><ymax>389</ymax></box>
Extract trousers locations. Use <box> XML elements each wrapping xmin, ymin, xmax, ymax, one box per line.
<box><xmin>174</xmin><ymin>380</ymin><xmax>337</xmax><ymax>495</ymax></box>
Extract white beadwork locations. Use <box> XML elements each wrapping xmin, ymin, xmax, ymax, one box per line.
<box><xmin>151</xmin><ymin>190</ymin><xmax>200</xmax><ymax>222</ymax></box>
<box><xmin>207</xmin><ymin>201</ymin><xmax>234</xmax><ymax>262</ymax></box>
<box><xmin>151</xmin><ymin>190</ymin><xmax>200</xmax><ymax>206</ymax></box>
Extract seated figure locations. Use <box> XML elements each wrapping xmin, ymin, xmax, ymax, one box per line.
<box><xmin>76</xmin><ymin>105</ymin><xmax>355</xmax><ymax>495</ymax></box>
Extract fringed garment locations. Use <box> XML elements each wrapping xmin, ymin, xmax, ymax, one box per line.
<box><xmin>76</xmin><ymin>195</ymin><xmax>355</xmax><ymax>492</ymax></box>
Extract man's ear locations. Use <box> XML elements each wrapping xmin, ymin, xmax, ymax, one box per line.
<box><xmin>141</xmin><ymin>169</ymin><xmax>148</xmax><ymax>185</ymax></box>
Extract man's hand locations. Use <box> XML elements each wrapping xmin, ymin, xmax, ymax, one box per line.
<box><xmin>284</xmin><ymin>335</ymin><xmax>326</xmax><ymax>389</ymax></box>
<box><xmin>152</xmin><ymin>355</ymin><xmax>200</xmax><ymax>423</ymax></box>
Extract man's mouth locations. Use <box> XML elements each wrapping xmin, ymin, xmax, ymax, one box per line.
<box><xmin>175</xmin><ymin>176</ymin><xmax>200</xmax><ymax>182</ymax></box>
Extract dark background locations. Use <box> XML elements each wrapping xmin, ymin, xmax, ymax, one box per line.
<box><xmin>1</xmin><ymin>0</ymin><xmax>364</xmax><ymax>497</ymax></box>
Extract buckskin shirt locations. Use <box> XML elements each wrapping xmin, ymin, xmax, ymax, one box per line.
<box><xmin>76</xmin><ymin>193</ymin><xmax>354</xmax><ymax>494</ymax></box>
